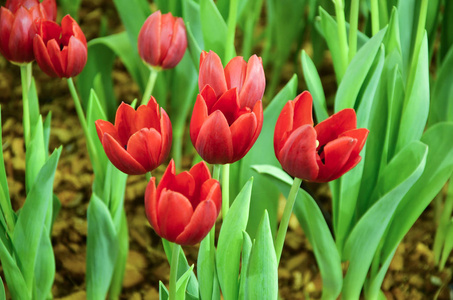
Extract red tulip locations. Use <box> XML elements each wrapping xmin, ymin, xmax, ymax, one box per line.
<box><xmin>145</xmin><ymin>160</ymin><xmax>221</xmax><ymax>246</ymax></box>
<box><xmin>198</xmin><ymin>50</ymin><xmax>265</xmax><ymax>109</ymax></box>
<box><xmin>190</xmin><ymin>84</ymin><xmax>263</xmax><ymax>164</ymax></box>
<box><xmin>274</xmin><ymin>91</ymin><xmax>369</xmax><ymax>182</ymax></box>
<box><xmin>95</xmin><ymin>97</ymin><xmax>172</xmax><ymax>175</ymax></box>
<box><xmin>0</xmin><ymin>0</ymin><xmax>56</xmax><ymax>63</ymax></box>
<box><xmin>33</xmin><ymin>15</ymin><xmax>87</xmax><ymax>78</ymax></box>
<box><xmin>138</xmin><ymin>10</ymin><xmax>187</xmax><ymax>69</ymax></box>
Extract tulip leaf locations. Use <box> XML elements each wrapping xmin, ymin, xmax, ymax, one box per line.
<box><xmin>217</xmin><ymin>178</ymin><xmax>253</xmax><ymax>300</ymax></box>
<box><xmin>13</xmin><ymin>147</ymin><xmax>61</xmax><ymax>292</ymax></box>
<box><xmin>395</xmin><ymin>34</ymin><xmax>430</xmax><ymax>153</ymax></box>
<box><xmin>200</xmin><ymin>0</ymin><xmax>229</xmax><ymax>61</ymax></box>
<box><xmin>0</xmin><ymin>277</ymin><xmax>4</xmax><ymax>299</ymax></box>
<box><xmin>239</xmin><ymin>74</ymin><xmax>298</xmax><ymax>239</ymax></box>
<box><xmin>108</xmin><ymin>210</ymin><xmax>129</xmax><ymax>299</ymax></box>
<box><xmin>252</xmin><ymin>164</ymin><xmax>343</xmax><ymax>300</ymax></box>
<box><xmin>198</xmin><ymin>231</ymin><xmax>215</xmax><ymax>300</ymax></box>
<box><xmin>300</xmin><ymin>50</ymin><xmax>328</xmax><ymax>122</ymax></box>
<box><xmin>43</xmin><ymin>112</ymin><xmax>52</xmax><ymax>157</ymax></box>
<box><xmin>159</xmin><ymin>281</ymin><xmax>169</xmax><ymax>300</ymax></box>
<box><xmin>440</xmin><ymin>0</ymin><xmax>453</xmax><ymax>62</ymax></box>
<box><xmin>0</xmin><ymin>238</ymin><xmax>28</xmax><ymax>299</ymax></box>
<box><xmin>342</xmin><ymin>141</ymin><xmax>428</xmax><ymax>299</ymax></box>
<box><xmin>397</xmin><ymin>0</ymin><xmax>417</xmax><ymax>76</ymax></box>
<box><xmin>238</xmin><ymin>231</ymin><xmax>252</xmax><ymax>300</ymax></box>
<box><xmin>439</xmin><ymin>220</ymin><xmax>453</xmax><ymax>268</ymax></box>
<box><xmin>183</xmin><ymin>0</ymin><xmax>204</xmax><ymax>69</ymax></box>
<box><xmin>25</xmin><ymin>116</ymin><xmax>46</xmax><ymax>194</ymax></box>
<box><xmin>176</xmin><ymin>265</ymin><xmax>195</xmax><ymax>299</ymax></box>
<box><xmin>245</xmin><ymin>210</ymin><xmax>278</xmax><ymax>299</ymax></box>
<box><xmin>86</xmin><ymin>193</ymin><xmax>119</xmax><ymax>300</ymax></box>
<box><xmin>33</xmin><ymin>226</ymin><xmax>54</xmax><ymax>300</ymax></box>
<box><xmin>27</xmin><ymin>79</ymin><xmax>40</xmax><ymax>138</ymax></box>
<box><xmin>0</xmin><ymin>108</ymin><xmax>13</xmax><ymax>228</ymax></box>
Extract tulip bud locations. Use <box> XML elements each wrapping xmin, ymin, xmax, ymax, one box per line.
<box><xmin>33</xmin><ymin>15</ymin><xmax>87</xmax><ymax>78</ymax></box>
<box><xmin>274</xmin><ymin>91</ymin><xmax>369</xmax><ymax>182</ymax></box>
<box><xmin>95</xmin><ymin>97</ymin><xmax>172</xmax><ymax>175</ymax></box>
<box><xmin>138</xmin><ymin>10</ymin><xmax>187</xmax><ymax>69</ymax></box>
<box><xmin>145</xmin><ymin>160</ymin><xmax>221</xmax><ymax>246</ymax></box>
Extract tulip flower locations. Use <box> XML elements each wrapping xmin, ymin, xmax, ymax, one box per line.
<box><xmin>145</xmin><ymin>160</ymin><xmax>221</xmax><ymax>245</ymax></box>
<box><xmin>0</xmin><ymin>0</ymin><xmax>56</xmax><ymax>63</ymax></box>
<box><xmin>198</xmin><ymin>50</ymin><xmax>265</xmax><ymax>109</ymax></box>
<box><xmin>190</xmin><ymin>84</ymin><xmax>263</xmax><ymax>164</ymax></box>
<box><xmin>274</xmin><ymin>91</ymin><xmax>369</xmax><ymax>182</ymax></box>
<box><xmin>138</xmin><ymin>10</ymin><xmax>187</xmax><ymax>70</ymax></box>
<box><xmin>33</xmin><ymin>15</ymin><xmax>87</xmax><ymax>78</ymax></box>
<box><xmin>95</xmin><ymin>97</ymin><xmax>172</xmax><ymax>175</ymax></box>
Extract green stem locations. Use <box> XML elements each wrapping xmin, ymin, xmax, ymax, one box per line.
<box><xmin>20</xmin><ymin>64</ymin><xmax>32</xmax><ymax>147</ymax></box>
<box><xmin>348</xmin><ymin>0</ymin><xmax>360</xmax><ymax>61</ymax></box>
<box><xmin>224</xmin><ymin>0</ymin><xmax>238</xmax><ymax>62</ymax></box>
<box><xmin>145</xmin><ymin>172</ymin><xmax>152</xmax><ymax>182</ymax></box>
<box><xmin>173</xmin><ymin>130</ymin><xmax>183</xmax><ymax>171</ymax></box>
<box><xmin>275</xmin><ymin>177</ymin><xmax>302</xmax><ymax>264</ymax></box>
<box><xmin>221</xmin><ymin>164</ymin><xmax>230</xmax><ymax>219</ymax></box>
<box><xmin>141</xmin><ymin>67</ymin><xmax>159</xmax><ymax>106</ymax></box>
<box><xmin>333</xmin><ymin>0</ymin><xmax>349</xmax><ymax>82</ymax></box>
<box><xmin>213</xmin><ymin>164</ymin><xmax>221</xmax><ymax>181</ymax></box>
<box><xmin>370</xmin><ymin>0</ymin><xmax>380</xmax><ymax>36</ymax></box>
<box><xmin>169</xmin><ymin>243</ymin><xmax>181</xmax><ymax>300</ymax></box>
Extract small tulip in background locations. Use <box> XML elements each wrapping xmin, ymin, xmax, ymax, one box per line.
<box><xmin>95</xmin><ymin>97</ymin><xmax>172</xmax><ymax>175</ymax></box>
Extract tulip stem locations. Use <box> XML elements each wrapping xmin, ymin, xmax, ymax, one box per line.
<box><xmin>370</xmin><ymin>0</ymin><xmax>380</xmax><ymax>36</ymax></box>
<box><xmin>275</xmin><ymin>177</ymin><xmax>302</xmax><ymax>264</ymax></box>
<box><xmin>225</xmin><ymin>0</ymin><xmax>238</xmax><ymax>62</ymax></box>
<box><xmin>169</xmin><ymin>243</ymin><xmax>181</xmax><ymax>300</ymax></box>
<box><xmin>221</xmin><ymin>164</ymin><xmax>230</xmax><ymax>219</ymax></box>
<box><xmin>146</xmin><ymin>172</ymin><xmax>152</xmax><ymax>182</ymax></box>
<box><xmin>348</xmin><ymin>0</ymin><xmax>360</xmax><ymax>61</ymax></box>
<box><xmin>20</xmin><ymin>64</ymin><xmax>32</xmax><ymax>147</ymax></box>
<box><xmin>333</xmin><ymin>0</ymin><xmax>349</xmax><ymax>82</ymax></box>
<box><xmin>213</xmin><ymin>164</ymin><xmax>221</xmax><ymax>181</ymax></box>
<box><xmin>141</xmin><ymin>67</ymin><xmax>159</xmax><ymax>106</ymax></box>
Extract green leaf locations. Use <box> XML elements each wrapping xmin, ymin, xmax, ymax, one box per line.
<box><xmin>252</xmin><ymin>164</ymin><xmax>342</xmax><ymax>300</ymax></box>
<box><xmin>397</xmin><ymin>0</ymin><xmax>417</xmax><ymax>76</ymax></box>
<box><xmin>58</xmin><ymin>0</ymin><xmax>82</xmax><ymax>21</ymax></box>
<box><xmin>108</xmin><ymin>210</ymin><xmax>129</xmax><ymax>298</ymax></box>
<box><xmin>33</xmin><ymin>226</ymin><xmax>54</xmax><ymax>300</ymax></box>
<box><xmin>217</xmin><ymin>178</ymin><xmax>253</xmax><ymax>300</ymax></box>
<box><xmin>200</xmin><ymin>0</ymin><xmax>229</xmax><ymax>61</ymax></box>
<box><xmin>300</xmin><ymin>50</ymin><xmax>328</xmax><ymax>122</ymax></box>
<box><xmin>198</xmin><ymin>231</ymin><xmax>215</xmax><ymax>300</ymax></box>
<box><xmin>182</xmin><ymin>0</ymin><xmax>204</xmax><ymax>68</ymax></box>
<box><xmin>176</xmin><ymin>265</ymin><xmax>195</xmax><ymax>299</ymax></box>
<box><xmin>25</xmin><ymin>116</ymin><xmax>46</xmax><ymax>193</ymax></box>
<box><xmin>440</xmin><ymin>0</ymin><xmax>453</xmax><ymax>62</ymax></box>
<box><xmin>439</xmin><ymin>219</ymin><xmax>453</xmax><ymax>269</ymax></box>
<box><xmin>239</xmin><ymin>74</ymin><xmax>298</xmax><ymax>238</ymax></box>
<box><xmin>0</xmin><ymin>276</ymin><xmax>5</xmax><ymax>300</ymax></box>
<box><xmin>245</xmin><ymin>211</ymin><xmax>278</xmax><ymax>299</ymax></box>
<box><xmin>43</xmin><ymin>112</ymin><xmax>52</xmax><ymax>156</ymax></box>
<box><xmin>0</xmin><ymin>108</ymin><xmax>13</xmax><ymax>229</ymax></box>
<box><xmin>238</xmin><ymin>231</ymin><xmax>252</xmax><ymax>300</ymax></box>
<box><xmin>27</xmin><ymin>79</ymin><xmax>40</xmax><ymax>136</ymax></box>
<box><xmin>13</xmin><ymin>147</ymin><xmax>60</xmax><ymax>291</ymax></box>
<box><xmin>86</xmin><ymin>194</ymin><xmax>119</xmax><ymax>300</ymax></box>
<box><xmin>159</xmin><ymin>281</ymin><xmax>169</xmax><ymax>300</ymax></box>
<box><xmin>0</xmin><ymin>239</ymin><xmax>28</xmax><ymax>300</ymax></box>
<box><xmin>342</xmin><ymin>141</ymin><xmax>428</xmax><ymax>299</ymax></box>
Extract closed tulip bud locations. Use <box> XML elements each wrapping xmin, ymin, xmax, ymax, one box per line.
<box><xmin>138</xmin><ymin>10</ymin><xmax>187</xmax><ymax>69</ymax></box>
<box><xmin>0</xmin><ymin>0</ymin><xmax>56</xmax><ymax>63</ymax></box>
<box><xmin>33</xmin><ymin>15</ymin><xmax>87</xmax><ymax>78</ymax></box>
<box><xmin>145</xmin><ymin>160</ymin><xmax>221</xmax><ymax>246</ymax></box>
<box><xmin>274</xmin><ymin>91</ymin><xmax>369</xmax><ymax>182</ymax></box>
<box><xmin>95</xmin><ymin>97</ymin><xmax>172</xmax><ymax>175</ymax></box>
<box><xmin>198</xmin><ymin>50</ymin><xmax>265</xmax><ymax>109</ymax></box>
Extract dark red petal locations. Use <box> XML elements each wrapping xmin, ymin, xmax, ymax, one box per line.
<box><xmin>47</xmin><ymin>38</ymin><xmax>64</xmax><ymax>76</ymax></box>
<box><xmin>293</xmin><ymin>91</ymin><xmax>314</xmax><ymax>129</ymax></box>
<box><xmin>66</xmin><ymin>36</ymin><xmax>87</xmax><ymax>77</ymax></box>
<box><xmin>9</xmin><ymin>7</ymin><xmax>35</xmax><ymax>62</ymax></box>
<box><xmin>339</xmin><ymin>128</ymin><xmax>369</xmax><ymax>157</ymax></box>
<box><xmin>33</xmin><ymin>35</ymin><xmax>58</xmax><ymax>77</ymax></box>
<box><xmin>135</xmin><ymin>97</ymin><xmax>161</xmax><ymax>131</ymax></box>
<box><xmin>138</xmin><ymin>10</ymin><xmax>161</xmax><ymax>66</ymax></box>
<box><xmin>230</xmin><ymin>111</ymin><xmax>257</xmax><ymax>161</ymax></box>
<box><xmin>157</xmin><ymin>190</ymin><xmax>193</xmax><ymax>242</ymax></box>
<box><xmin>278</xmin><ymin>125</ymin><xmax>319</xmax><ymax>180</ymax></box>
<box><xmin>239</xmin><ymin>54</ymin><xmax>265</xmax><ymax>108</ymax></box>
<box><xmin>249</xmin><ymin>100</ymin><xmax>263</xmax><ymax>148</ymax></box>
<box><xmin>316</xmin><ymin>136</ymin><xmax>357</xmax><ymax>182</ymax></box>
<box><xmin>156</xmin><ymin>159</ymin><xmax>176</xmax><ymax>200</ymax></box>
<box><xmin>211</xmin><ymin>88</ymin><xmax>240</xmax><ymax>125</ymax></box>
<box><xmin>144</xmin><ymin>177</ymin><xmax>160</xmax><ymax>234</ymax></box>
<box><xmin>175</xmin><ymin>200</ymin><xmax>217</xmax><ymax>245</ymax></box>
<box><xmin>315</xmin><ymin>108</ymin><xmax>357</xmax><ymax>148</ymax></box>
<box><xmin>190</xmin><ymin>94</ymin><xmax>209</xmax><ymax>147</ymax></box>
<box><xmin>224</xmin><ymin>56</ymin><xmax>246</xmax><ymax>92</ymax></box>
<box><xmin>95</xmin><ymin>119</ymin><xmax>119</xmax><ymax>143</ymax></box>
<box><xmin>0</xmin><ymin>8</ymin><xmax>14</xmax><ymax>60</ymax></box>
<box><xmin>158</xmin><ymin>107</ymin><xmax>172</xmax><ymax>163</ymax></box>
<box><xmin>188</xmin><ymin>161</ymin><xmax>211</xmax><ymax>206</ymax></box>
<box><xmin>274</xmin><ymin>101</ymin><xmax>295</xmax><ymax>155</ymax></box>
<box><xmin>198</xmin><ymin>50</ymin><xmax>227</xmax><ymax>97</ymax></box>
<box><xmin>41</xmin><ymin>0</ymin><xmax>57</xmax><ymax>21</ymax></box>
<box><xmin>158</xmin><ymin>12</ymin><xmax>176</xmax><ymax>65</ymax></box>
<box><xmin>331</xmin><ymin>155</ymin><xmax>362</xmax><ymax>182</ymax></box>
<box><xmin>102</xmin><ymin>133</ymin><xmax>147</xmax><ymax>175</ymax></box>
<box><xmin>161</xmin><ymin>16</ymin><xmax>187</xmax><ymax>69</ymax></box>
<box><xmin>199</xmin><ymin>178</ymin><xmax>221</xmax><ymax>214</ymax></box>
<box><xmin>195</xmin><ymin>110</ymin><xmax>234</xmax><ymax>164</ymax></box>
<box><xmin>127</xmin><ymin>128</ymin><xmax>162</xmax><ymax>172</ymax></box>
<box><xmin>38</xmin><ymin>19</ymin><xmax>60</xmax><ymax>44</ymax></box>
<box><xmin>200</xmin><ymin>84</ymin><xmax>218</xmax><ymax>112</ymax></box>
<box><xmin>115</xmin><ymin>102</ymin><xmax>136</xmax><ymax>146</ymax></box>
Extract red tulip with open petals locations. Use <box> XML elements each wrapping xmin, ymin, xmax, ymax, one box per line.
<box><xmin>0</xmin><ymin>0</ymin><xmax>56</xmax><ymax>63</ymax></box>
<box><xmin>190</xmin><ymin>84</ymin><xmax>263</xmax><ymax>164</ymax></box>
<box><xmin>33</xmin><ymin>15</ymin><xmax>87</xmax><ymax>78</ymax></box>
<box><xmin>145</xmin><ymin>160</ymin><xmax>221</xmax><ymax>246</ymax></box>
<box><xmin>198</xmin><ymin>50</ymin><xmax>265</xmax><ymax>109</ymax></box>
<box><xmin>138</xmin><ymin>10</ymin><xmax>187</xmax><ymax>69</ymax></box>
<box><xmin>95</xmin><ymin>97</ymin><xmax>172</xmax><ymax>175</ymax></box>
<box><xmin>274</xmin><ymin>91</ymin><xmax>369</xmax><ymax>182</ymax></box>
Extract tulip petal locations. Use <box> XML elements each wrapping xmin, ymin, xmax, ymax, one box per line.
<box><xmin>316</xmin><ymin>136</ymin><xmax>357</xmax><ymax>182</ymax></box>
<box><xmin>293</xmin><ymin>91</ymin><xmax>314</xmax><ymax>129</ymax></box>
<box><xmin>198</xmin><ymin>50</ymin><xmax>227</xmax><ymax>97</ymax></box>
<box><xmin>157</xmin><ymin>190</ymin><xmax>193</xmax><ymax>242</ymax></box>
<box><xmin>211</xmin><ymin>88</ymin><xmax>240</xmax><ymax>125</ymax></box>
<box><xmin>138</xmin><ymin>10</ymin><xmax>161</xmax><ymax>66</ymax></box>
<box><xmin>230</xmin><ymin>111</ymin><xmax>257</xmax><ymax>161</ymax></box>
<box><xmin>115</xmin><ymin>102</ymin><xmax>136</xmax><ymax>146</ymax></box>
<box><xmin>224</xmin><ymin>56</ymin><xmax>246</xmax><ymax>92</ymax></box>
<box><xmin>95</xmin><ymin>119</ymin><xmax>119</xmax><ymax>143</ymax></box>
<box><xmin>249</xmin><ymin>100</ymin><xmax>263</xmax><ymax>147</ymax></box>
<box><xmin>199</xmin><ymin>179</ymin><xmax>221</xmax><ymax>214</ymax></box>
<box><xmin>189</xmin><ymin>162</ymin><xmax>212</xmax><ymax>206</ymax></box>
<box><xmin>274</xmin><ymin>101</ymin><xmax>295</xmax><ymax>155</ymax></box>
<box><xmin>315</xmin><ymin>108</ymin><xmax>357</xmax><ymax>147</ymax></box>
<box><xmin>278</xmin><ymin>125</ymin><xmax>319</xmax><ymax>180</ymax></box>
<box><xmin>38</xmin><ymin>19</ymin><xmax>60</xmax><ymax>44</ymax></box>
<box><xmin>175</xmin><ymin>200</ymin><xmax>217</xmax><ymax>245</ymax></box>
<box><xmin>33</xmin><ymin>35</ymin><xmax>58</xmax><ymax>77</ymax></box>
<box><xmin>66</xmin><ymin>36</ymin><xmax>87</xmax><ymax>77</ymax></box>
<box><xmin>41</xmin><ymin>0</ymin><xmax>57</xmax><ymax>20</ymax></box>
<box><xmin>156</xmin><ymin>159</ymin><xmax>176</xmax><ymax>199</ymax></box>
<box><xmin>157</xmin><ymin>160</ymin><xmax>196</xmax><ymax>202</ymax></box>
<box><xmin>102</xmin><ymin>133</ymin><xmax>147</xmax><ymax>175</ymax></box>
<box><xmin>144</xmin><ymin>177</ymin><xmax>160</xmax><ymax>234</ymax></box>
<box><xmin>158</xmin><ymin>108</ymin><xmax>172</xmax><ymax>163</ymax></box>
<box><xmin>127</xmin><ymin>128</ymin><xmax>162</xmax><ymax>172</ymax></box>
<box><xmin>0</xmin><ymin>8</ymin><xmax>14</xmax><ymax>60</ymax></box>
<box><xmin>161</xmin><ymin>15</ymin><xmax>187</xmax><ymax>69</ymax></box>
<box><xmin>158</xmin><ymin>13</ymin><xmax>175</xmax><ymax>63</ymax></box>
<box><xmin>239</xmin><ymin>54</ymin><xmax>265</xmax><ymax>108</ymax></box>
<box><xmin>340</xmin><ymin>128</ymin><xmax>369</xmax><ymax>157</ymax></box>
<box><xmin>195</xmin><ymin>110</ymin><xmax>234</xmax><ymax>164</ymax></box>
<box><xmin>9</xmin><ymin>7</ymin><xmax>35</xmax><ymax>62</ymax></box>
<box><xmin>190</xmin><ymin>94</ymin><xmax>209</xmax><ymax>147</ymax></box>
<box><xmin>47</xmin><ymin>38</ymin><xmax>64</xmax><ymax>76</ymax></box>
<box><xmin>135</xmin><ymin>97</ymin><xmax>160</xmax><ymax>131</ymax></box>
<box><xmin>200</xmin><ymin>84</ymin><xmax>218</xmax><ymax>112</ymax></box>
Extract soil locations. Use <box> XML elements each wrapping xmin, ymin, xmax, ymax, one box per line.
<box><xmin>0</xmin><ymin>1</ymin><xmax>452</xmax><ymax>299</ymax></box>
